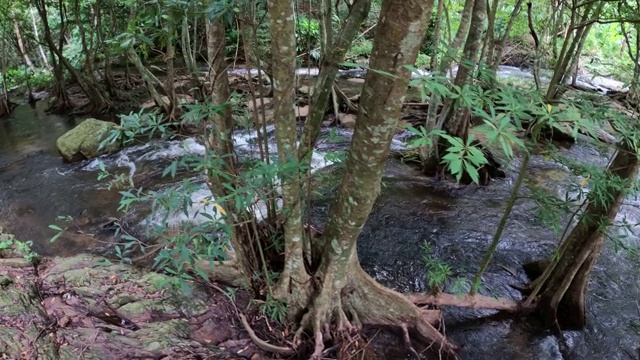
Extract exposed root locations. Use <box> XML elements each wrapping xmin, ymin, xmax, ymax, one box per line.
<box><xmin>401</xmin><ymin>323</ymin><xmax>421</xmax><ymax>359</ymax></box>
<box><xmin>293</xmin><ymin>265</ymin><xmax>459</xmax><ymax>359</ymax></box>
<box><xmin>408</xmin><ymin>292</ymin><xmax>527</xmax><ymax>312</ymax></box>
<box><xmin>239</xmin><ymin>313</ymin><xmax>295</xmax><ymax>356</ymax></box>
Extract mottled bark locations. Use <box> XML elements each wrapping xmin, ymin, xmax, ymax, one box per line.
<box><xmin>34</xmin><ymin>0</ymin><xmax>70</xmax><ymax>112</ymax></box>
<box><xmin>292</xmin><ymin>0</ymin><xmax>460</xmax><ymax>358</ymax></box>
<box><xmin>489</xmin><ymin>0</ymin><xmax>525</xmax><ymax>70</ymax></box>
<box><xmin>35</xmin><ymin>0</ymin><xmax>111</xmax><ymax>112</ymax></box>
<box><xmin>524</xmin><ymin>141</ymin><xmax>639</xmax><ymax>328</ymax></box>
<box><xmin>546</xmin><ymin>1</ymin><xmax>603</xmax><ymax>101</ymax></box>
<box><xmin>182</xmin><ymin>15</ymin><xmax>205</xmax><ymax>101</ymax></box>
<box><xmin>268</xmin><ymin>0</ymin><xmax>310</xmax><ymax>303</ymax></box>
<box><xmin>430</xmin><ymin>0</ymin><xmax>444</xmax><ymax>70</ymax></box>
<box><xmin>0</xmin><ymin>31</ymin><xmax>12</xmax><ymax>118</ymax></box>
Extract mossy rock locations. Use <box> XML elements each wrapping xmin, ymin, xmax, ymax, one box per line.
<box><xmin>56</xmin><ymin>118</ymin><xmax>121</xmax><ymax>162</ymax></box>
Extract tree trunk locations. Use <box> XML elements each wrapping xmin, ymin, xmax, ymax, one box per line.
<box><xmin>182</xmin><ymin>15</ymin><xmax>205</xmax><ymax>101</ymax></box>
<box><xmin>439</xmin><ymin>0</ymin><xmax>487</xmax><ymax>138</ymax></box>
<box><xmin>163</xmin><ymin>13</ymin><xmax>178</xmax><ymax>120</ymax></box>
<box><xmin>524</xmin><ymin>140</ymin><xmax>639</xmax><ymax>329</ymax></box>
<box><xmin>12</xmin><ymin>14</ymin><xmax>36</xmax><ymax>72</ymax></box>
<box><xmin>35</xmin><ymin>0</ymin><xmax>111</xmax><ymax>112</ymax></box>
<box><xmin>30</xmin><ymin>7</ymin><xmax>50</xmax><ymax>69</ymax></box>
<box><xmin>268</xmin><ymin>0</ymin><xmax>311</xmax><ymax>304</ymax></box>
<box><xmin>204</xmin><ymin>14</ymin><xmax>258</xmax><ymax>284</ymax></box>
<box><xmin>0</xmin><ymin>30</ymin><xmax>13</xmax><ymax>118</ymax></box>
<box><xmin>419</xmin><ymin>0</ymin><xmax>479</xmax><ymax>170</ymax></box>
<box><xmin>430</xmin><ymin>0</ymin><xmax>444</xmax><ymax>70</ymax></box>
<box><xmin>545</xmin><ymin>1</ymin><xmax>603</xmax><ymax>101</ymax></box>
<box><xmin>127</xmin><ymin>48</ymin><xmax>170</xmax><ymax>113</ymax></box>
<box><xmin>439</xmin><ymin>0</ymin><xmax>474</xmax><ymax>74</ymax></box>
<box><xmin>34</xmin><ymin>0</ymin><xmax>71</xmax><ymax>112</ymax></box>
<box><xmin>489</xmin><ymin>0</ymin><xmax>525</xmax><ymax>71</ymax></box>
<box><xmin>297</xmin><ymin>0</ymin><xmax>371</xmax><ymax>160</ymax></box>
<box><xmin>283</xmin><ymin>0</ymin><xmax>460</xmax><ymax>357</ymax></box>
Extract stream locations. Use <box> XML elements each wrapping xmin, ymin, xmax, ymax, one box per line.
<box><xmin>0</xmin><ymin>68</ymin><xmax>638</xmax><ymax>359</ymax></box>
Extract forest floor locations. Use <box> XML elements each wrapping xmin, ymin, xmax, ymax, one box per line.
<box><xmin>0</xmin><ymin>228</ymin><xmax>288</xmax><ymax>359</ymax></box>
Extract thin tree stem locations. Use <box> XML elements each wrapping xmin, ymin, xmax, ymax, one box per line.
<box><xmin>470</xmin><ymin>153</ymin><xmax>530</xmax><ymax>295</ymax></box>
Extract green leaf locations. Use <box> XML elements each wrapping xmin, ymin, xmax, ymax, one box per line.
<box><xmin>465</xmin><ymin>162</ymin><xmax>481</xmax><ymax>184</ymax></box>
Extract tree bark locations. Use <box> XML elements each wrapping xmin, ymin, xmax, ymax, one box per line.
<box><xmin>524</xmin><ymin>140</ymin><xmax>639</xmax><ymax>329</ymax></box>
<box><xmin>439</xmin><ymin>0</ymin><xmax>475</xmax><ymax>74</ymax></box>
<box><xmin>288</xmin><ymin>0</ymin><xmax>461</xmax><ymax>358</ymax></box>
<box><xmin>545</xmin><ymin>1</ymin><xmax>603</xmax><ymax>101</ymax></box>
<box><xmin>268</xmin><ymin>0</ymin><xmax>310</xmax><ymax>303</ymax></box>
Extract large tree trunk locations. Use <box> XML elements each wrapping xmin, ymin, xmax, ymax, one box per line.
<box><xmin>524</xmin><ymin>140</ymin><xmax>639</xmax><ymax>328</ymax></box>
<box><xmin>279</xmin><ymin>0</ymin><xmax>460</xmax><ymax>357</ymax></box>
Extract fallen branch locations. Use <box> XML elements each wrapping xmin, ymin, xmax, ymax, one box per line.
<box><xmin>239</xmin><ymin>313</ymin><xmax>296</xmax><ymax>356</ymax></box>
<box><xmin>407</xmin><ymin>292</ymin><xmax>526</xmax><ymax>312</ymax></box>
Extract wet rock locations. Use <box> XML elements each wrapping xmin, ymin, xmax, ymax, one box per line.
<box><xmin>56</xmin><ymin>118</ymin><xmax>121</xmax><ymax>162</ymax></box>
<box><xmin>296</xmin><ymin>105</ymin><xmax>309</xmax><ymax>119</ymax></box>
<box><xmin>338</xmin><ymin>113</ymin><xmax>357</xmax><ymax>128</ymax></box>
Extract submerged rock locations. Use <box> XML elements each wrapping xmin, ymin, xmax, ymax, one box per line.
<box><xmin>56</xmin><ymin>118</ymin><xmax>121</xmax><ymax>162</ymax></box>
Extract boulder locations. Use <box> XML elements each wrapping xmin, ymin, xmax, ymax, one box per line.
<box><xmin>56</xmin><ymin>118</ymin><xmax>121</xmax><ymax>162</ymax></box>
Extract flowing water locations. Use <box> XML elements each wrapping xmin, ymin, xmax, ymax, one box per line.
<box><xmin>0</xmin><ymin>70</ymin><xmax>638</xmax><ymax>358</ymax></box>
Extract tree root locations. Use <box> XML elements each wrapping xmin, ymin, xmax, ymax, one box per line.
<box><xmin>239</xmin><ymin>313</ymin><xmax>296</xmax><ymax>356</ymax></box>
<box><xmin>292</xmin><ymin>265</ymin><xmax>459</xmax><ymax>360</ymax></box>
<box><xmin>408</xmin><ymin>292</ymin><xmax>527</xmax><ymax>312</ymax></box>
